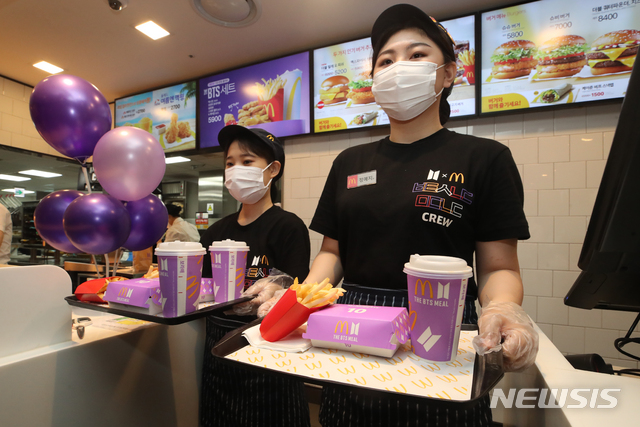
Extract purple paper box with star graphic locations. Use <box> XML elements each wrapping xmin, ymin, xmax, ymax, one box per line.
<box><xmin>303</xmin><ymin>305</ymin><xmax>410</xmax><ymax>357</ymax></box>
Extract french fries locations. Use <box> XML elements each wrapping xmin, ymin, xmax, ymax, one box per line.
<box><xmin>255</xmin><ymin>74</ymin><xmax>287</xmax><ymax>101</ymax></box>
<box><xmin>144</xmin><ymin>265</ymin><xmax>159</xmax><ymax>279</ymax></box>
<box><xmin>458</xmin><ymin>49</ymin><xmax>475</xmax><ymax>66</ymax></box>
<box><xmin>290</xmin><ymin>277</ymin><xmax>346</xmax><ymax>308</ymax></box>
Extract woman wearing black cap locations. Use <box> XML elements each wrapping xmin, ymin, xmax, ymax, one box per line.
<box><xmin>306</xmin><ymin>4</ymin><xmax>538</xmax><ymax>426</ymax></box>
<box><xmin>199</xmin><ymin>125</ymin><xmax>311</xmax><ymax>427</ymax></box>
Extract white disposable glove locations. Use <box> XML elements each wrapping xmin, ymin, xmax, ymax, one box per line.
<box><xmin>472</xmin><ymin>301</ymin><xmax>539</xmax><ymax>372</ymax></box>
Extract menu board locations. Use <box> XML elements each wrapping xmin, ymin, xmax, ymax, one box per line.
<box><xmin>199</xmin><ymin>52</ymin><xmax>310</xmax><ymax>149</ymax></box>
<box><xmin>312</xmin><ymin>15</ymin><xmax>476</xmax><ymax>133</ymax></box>
<box><xmin>480</xmin><ymin>0</ymin><xmax>640</xmax><ymax>113</ymax></box>
<box><xmin>115</xmin><ymin>81</ymin><xmax>197</xmax><ymax>153</ymax></box>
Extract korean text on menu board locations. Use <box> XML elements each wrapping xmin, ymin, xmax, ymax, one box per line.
<box><xmin>481</xmin><ymin>0</ymin><xmax>640</xmax><ymax>113</ymax></box>
<box><xmin>198</xmin><ymin>52</ymin><xmax>310</xmax><ymax>148</ymax></box>
<box><xmin>115</xmin><ymin>81</ymin><xmax>197</xmax><ymax>153</ymax></box>
<box><xmin>312</xmin><ymin>15</ymin><xmax>476</xmax><ymax>134</ymax></box>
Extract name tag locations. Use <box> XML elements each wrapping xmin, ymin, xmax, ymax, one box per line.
<box><xmin>347</xmin><ymin>170</ymin><xmax>377</xmax><ymax>189</ymax></box>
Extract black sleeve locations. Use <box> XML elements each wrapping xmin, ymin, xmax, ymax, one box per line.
<box><xmin>309</xmin><ymin>158</ymin><xmax>340</xmax><ymax>240</ymax></box>
<box><xmin>274</xmin><ymin>214</ymin><xmax>311</xmax><ymax>282</ymax></box>
<box><xmin>475</xmin><ymin>149</ymin><xmax>530</xmax><ymax>242</ymax></box>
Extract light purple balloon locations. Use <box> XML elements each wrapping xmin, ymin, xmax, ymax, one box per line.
<box><xmin>93</xmin><ymin>127</ymin><xmax>166</xmax><ymax>201</ymax></box>
<box><xmin>29</xmin><ymin>74</ymin><xmax>112</xmax><ymax>162</ymax></box>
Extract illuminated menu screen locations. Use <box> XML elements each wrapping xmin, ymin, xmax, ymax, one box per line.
<box><xmin>312</xmin><ymin>15</ymin><xmax>476</xmax><ymax>133</ymax></box>
<box><xmin>481</xmin><ymin>0</ymin><xmax>640</xmax><ymax>113</ymax></box>
<box><xmin>115</xmin><ymin>81</ymin><xmax>197</xmax><ymax>153</ymax></box>
<box><xmin>199</xmin><ymin>52</ymin><xmax>310</xmax><ymax>149</ymax></box>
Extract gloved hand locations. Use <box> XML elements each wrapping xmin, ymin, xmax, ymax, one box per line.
<box><xmin>472</xmin><ymin>301</ymin><xmax>539</xmax><ymax>372</ymax></box>
<box><xmin>257</xmin><ymin>288</ymin><xmax>287</xmax><ymax>318</ymax></box>
<box><xmin>232</xmin><ymin>270</ymin><xmax>293</xmax><ymax>316</ymax></box>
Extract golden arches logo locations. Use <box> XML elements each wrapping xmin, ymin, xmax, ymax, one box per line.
<box><xmin>248</xmin><ymin>356</ymin><xmax>263</xmax><ymax>363</ymax></box>
<box><xmin>351</xmin><ymin>353</ymin><xmax>369</xmax><ymax>359</ymax></box>
<box><xmin>117</xmin><ymin>287</ymin><xmax>131</xmax><ymax>297</ymax></box>
<box><xmin>275</xmin><ymin>360</ymin><xmax>291</xmax><ymax>368</ymax></box>
<box><xmin>436</xmin><ymin>373</ymin><xmax>458</xmax><ymax>383</ymax></box>
<box><xmin>435</xmin><ymin>391</ymin><xmax>452</xmax><ymax>400</ymax></box>
<box><xmin>373</xmin><ymin>372</ymin><xmax>393</xmax><ymax>382</ymax></box>
<box><xmin>449</xmin><ymin>172</ymin><xmax>464</xmax><ymax>183</ymax></box>
<box><xmin>265</xmin><ymin>134</ymin><xmax>275</xmax><ymax>141</ymax></box>
<box><xmin>264</xmin><ymin>102</ymin><xmax>277</xmax><ymax>119</ymax></box>
<box><xmin>397</xmin><ymin>367</ymin><xmax>418</xmax><ymax>376</ymax></box>
<box><xmin>321</xmin><ymin>348</ymin><xmax>338</xmax><ymax>354</ymax></box>
<box><xmin>420</xmin><ymin>363</ymin><xmax>441</xmax><ymax>372</ymax></box>
<box><xmin>411</xmin><ymin>378</ymin><xmax>434</xmax><ymax>389</ymax></box>
<box><xmin>386</xmin><ymin>384</ymin><xmax>407</xmax><ymax>393</ymax></box>
<box><xmin>446</xmin><ymin>360</ymin><xmax>463</xmax><ymax>368</ymax></box>
<box><xmin>271</xmin><ymin>353</ymin><xmax>287</xmax><ymax>359</ymax></box>
<box><xmin>352</xmin><ymin>377</ymin><xmax>367</xmax><ymax>385</ymax></box>
<box><xmin>187</xmin><ymin>276</ymin><xmax>199</xmax><ymax>299</ymax></box>
<box><xmin>415</xmin><ymin>279</ymin><xmax>433</xmax><ymax>298</ymax></box>
<box><xmin>337</xmin><ymin>366</ymin><xmax>356</xmax><ymax>375</ymax></box>
<box><xmin>286</xmin><ymin>77</ymin><xmax>301</xmax><ymax>119</ymax></box>
<box><xmin>305</xmin><ymin>362</ymin><xmax>322</xmax><ymax>370</ymax></box>
<box><xmin>329</xmin><ymin>356</ymin><xmax>346</xmax><ymax>364</ymax></box>
<box><xmin>362</xmin><ymin>361</ymin><xmax>380</xmax><ymax>370</ymax></box>
<box><xmin>318</xmin><ymin>372</ymin><xmax>331</xmax><ymax>379</ymax></box>
<box><xmin>246</xmin><ymin>349</ymin><xmax>260</xmax><ymax>355</ymax></box>
<box><xmin>334</xmin><ymin>321</ymin><xmax>349</xmax><ymax>334</ymax></box>
<box><xmin>384</xmin><ymin>356</ymin><xmax>404</xmax><ymax>366</ymax></box>
<box><xmin>299</xmin><ymin>354</ymin><xmax>315</xmax><ymax>360</ymax></box>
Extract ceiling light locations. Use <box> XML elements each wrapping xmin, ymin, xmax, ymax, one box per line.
<box><xmin>0</xmin><ymin>174</ymin><xmax>31</xmax><ymax>182</ymax></box>
<box><xmin>2</xmin><ymin>189</ymin><xmax>35</xmax><ymax>194</ymax></box>
<box><xmin>192</xmin><ymin>0</ymin><xmax>261</xmax><ymax>27</ymax></box>
<box><xmin>135</xmin><ymin>21</ymin><xmax>170</xmax><ymax>40</ymax></box>
<box><xmin>33</xmin><ymin>61</ymin><xmax>64</xmax><ymax>74</ymax></box>
<box><xmin>165</xmin><ymin>156</ymin><xmax>191</xmax><ymax>164</ymax></box>
<box><xmin>19</xmin><ymin>169</ymin><xmax>62</xmax><ymax>178</ymax></box>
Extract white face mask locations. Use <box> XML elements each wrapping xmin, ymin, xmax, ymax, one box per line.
<box><xmin>371</xmin><ymin>61</ymin><xmax>445</xmax><ymax>121</ymax></box>
<box><xmin>224</xmin><ymin>163</ymin><xmax>273</xmax><ymax>204</ymax></box>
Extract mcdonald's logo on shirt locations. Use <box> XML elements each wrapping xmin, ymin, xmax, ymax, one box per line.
<box><xmin>347</xmin><ymin>175</ymin><xmax>358</xmax><ymax>189</ymax></box>
<box><xmin>449</xmin><ymin>172</ymin><xmax>464</xmax><ymax>183</ymax></box>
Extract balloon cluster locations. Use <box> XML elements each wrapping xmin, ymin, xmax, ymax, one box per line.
<box><xmin>30</xmin><ymin>74</ymin><xmax>169</xmax><ymax>256</ymax></box>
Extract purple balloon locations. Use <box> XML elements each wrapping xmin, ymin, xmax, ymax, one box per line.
<box><xmin>93</xmin><ymin>127</ymin><xmax>166</xmax><ymax>201</ymax></box>
<box><xmin>63</xmin><ymin>193</ymin><xmax>131</xmax><ymax>255</ymax></box>
<box><xmin>29</xmin><ymin>74</ymin><xmax>112</xmax><ymax>162</ymax></box>
<box><xmin>123</xmin><ymin>195</ymin><xmax>169</xmax><ymax>251</ymax></box>
<box><xmin>34</xmin><ymin>190</ymin><xmax>84</xmax><ymax>253</ymax></box>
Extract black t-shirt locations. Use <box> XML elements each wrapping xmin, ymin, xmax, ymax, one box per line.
<box><xmin>310</xmin><ymin>128</ymin><xmax>530</xmax><ymax>298</ymax></box>
<box><xmin>200</xmin><ymin>205</ymin><xmax>311</xmax><ymax>287</ymax></box>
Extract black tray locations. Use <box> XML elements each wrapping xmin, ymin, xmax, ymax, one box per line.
<box><xmin>65</xmin><ymin>295</ymin><xmax>253</xmax><ymax>326</ymax></box>
<box><xmin>212</xmin><ymin>322</ymin><xmax>504</xmax><ymax>408</ymax></box>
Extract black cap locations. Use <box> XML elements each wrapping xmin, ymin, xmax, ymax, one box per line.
<box><xmin>218</xmin><ymin>125</ymin><xmax>285</xmax><ymax>181</ymax></box>
<box><xmin>371</xmin><ymin>4</ymin><xmax>455</xmax><ymax>50</ymax></box>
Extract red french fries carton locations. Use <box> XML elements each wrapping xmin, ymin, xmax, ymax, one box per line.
<box><xmin>260</xmin><ymin>288</ymin><xmax>323</xmax><ymax>342</ymax></box>
<box><xmin>74</xmin><ymin>277</ymin><xmax>127</xmax><ymax>303</ymax></box>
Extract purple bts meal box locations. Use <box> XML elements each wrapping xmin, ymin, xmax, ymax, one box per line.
<box><xmin>200</xmin><ymin>278</ymin><xmax>215</xmax><ymax>302</ymax></box>
<box><xmin>104</xmin><ymin>278</ymin><xmax>162</xmax><ymax>315</ymax></box>
<box><xmin>303</xmin><ymin>305</ymin><xmax>411</xmax><ymax>357</ymax></box>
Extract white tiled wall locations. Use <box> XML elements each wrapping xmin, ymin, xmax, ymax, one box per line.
<box><xmin>0</xmin><ymin>77</ymin><xmax>67</xmax><ymax>157</ymax></box>
<box><xmin>282</xmin><ymin>102</ymin><xmax>640</xmax><ymax>369</ymax></box>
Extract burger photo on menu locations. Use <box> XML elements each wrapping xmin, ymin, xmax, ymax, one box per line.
<box><xmin>587</xmin><ymin>29</ymin><xmax>640</xmax><ymax>76</ymax></box>
<box><xmin>454</xmin><ymin>40</ymin><xmax>470</xmax><ymax>85</ymax></box>
<box><xmin>346</xmin><ymin>72</ymin><xmax>375</xmax><ymax>105</ymax></box>
<box><xmin>489</xmin><ymin>40</ymin><xmax>538</xmax><ymax>80</ymax></box>
<box><xmin>319</xmin><ymin>75</ymin><xmax>350</xmax><ymax>106</ymax></box>
<box><xmin>534</xmin><ymin>35</ymin><xmax>588</xmax><ymax>79</ymax></box>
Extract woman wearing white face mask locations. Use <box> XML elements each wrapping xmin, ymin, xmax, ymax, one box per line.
<box><xmin>199</xmin><ymin>126</ymin><xmax>311</xmax><ymax>427</ymax></box>
<box><xmin>306</xmin><ymin>4</ymin><xmax>537</xmax><ymax>427</ymax></box>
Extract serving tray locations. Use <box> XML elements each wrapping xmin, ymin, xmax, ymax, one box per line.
<box><xmin>65</xmin><ymin>295</ymin><xmax>253</xmax><ymax>326</ymax></box>
<box><xmin>212</xmin><ymin>322</ymin><xmax>504</xmax><ymax>408</ymax></box>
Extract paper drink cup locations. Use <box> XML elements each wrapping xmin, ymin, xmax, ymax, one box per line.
<box><xmin>155</xmin><ymin>241</ymin><xmax>206</xmax><ymax>317</ymax></box>
<box><xmin>403</xmin><ymin>255</ymin><xmax>473</xmax><ymax>362</ymax></box>
<box><xmin>209</xmin><ymin>239</ymin><xmax>249</xmax><ymax>303</ymax></box>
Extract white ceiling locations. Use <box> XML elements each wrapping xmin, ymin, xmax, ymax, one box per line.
<box><xmin>0</xmin><ymin>0</ymin><xmax>512</xmax><ymax>195</ymax></box>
